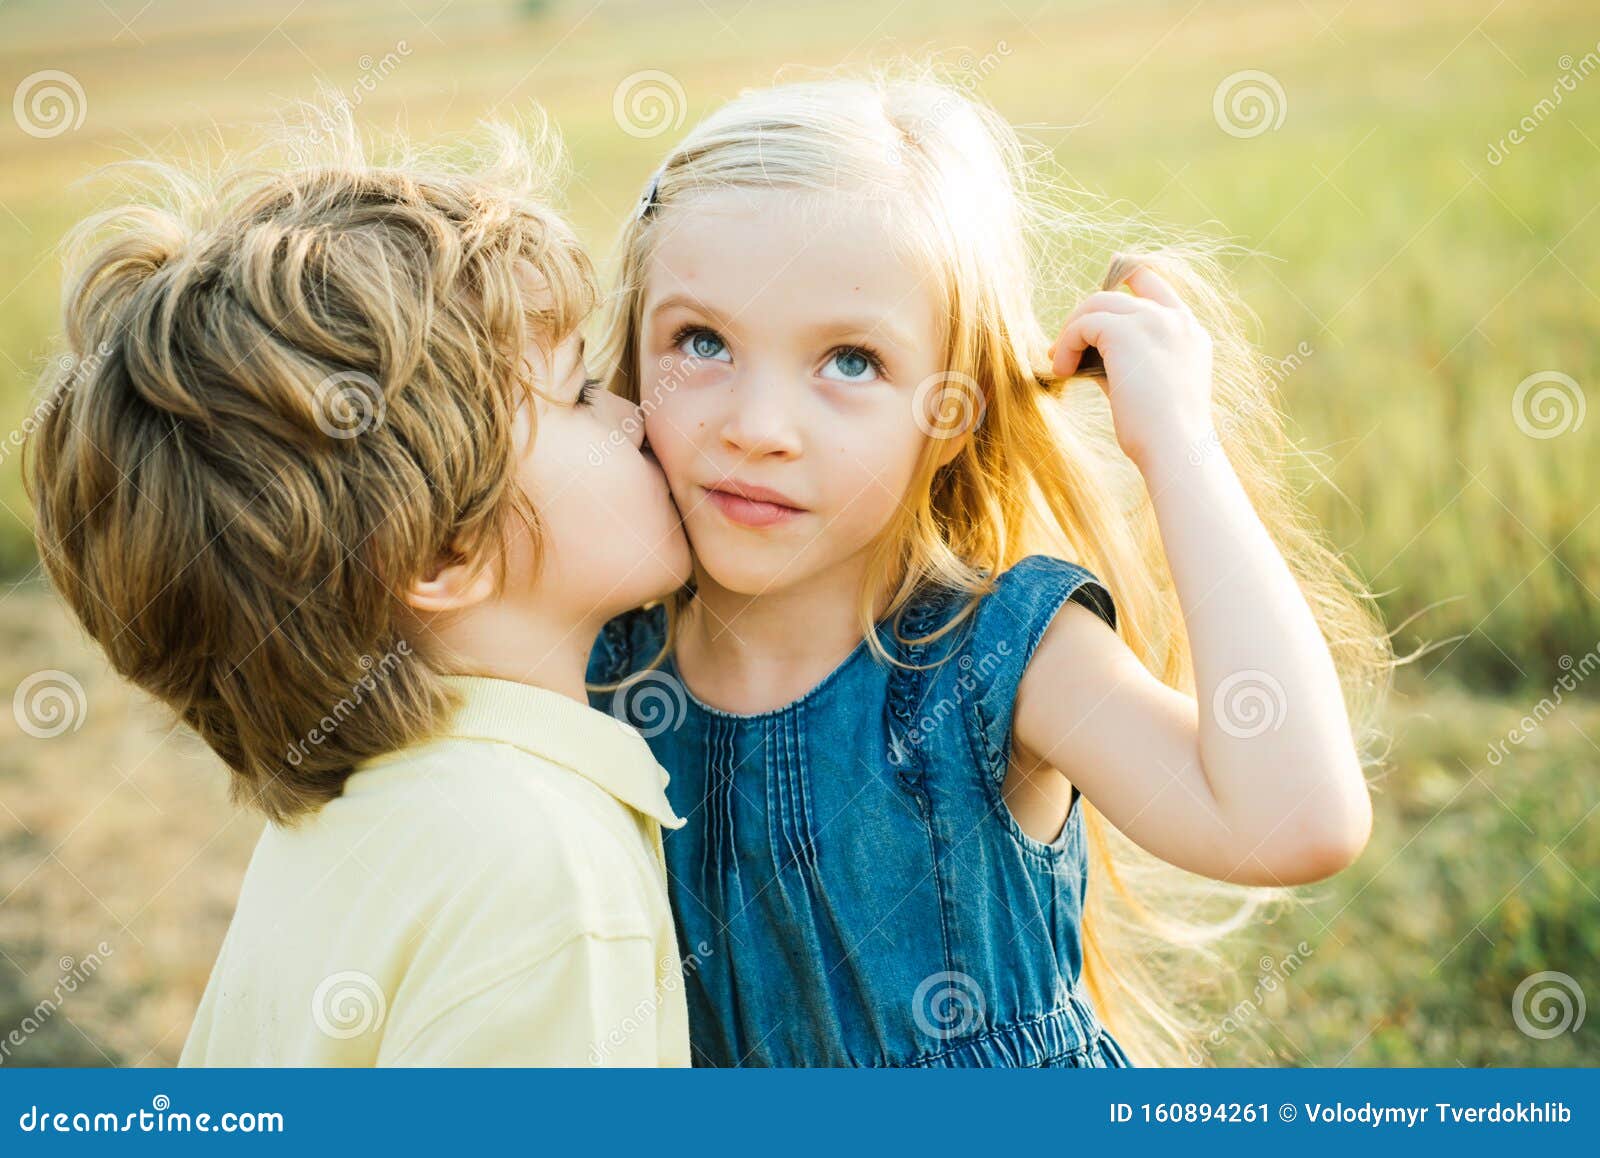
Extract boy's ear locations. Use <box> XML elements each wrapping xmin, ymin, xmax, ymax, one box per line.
<box><xmin>404</xmin><ymin>543</ymin><xmax>499</xmax><ymax>615</ymax></box>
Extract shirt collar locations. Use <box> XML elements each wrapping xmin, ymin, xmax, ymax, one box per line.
<box><xmin>433</xmin><ymin>674</ymin><xmax>685</xmax><ymax>830</ymax></box>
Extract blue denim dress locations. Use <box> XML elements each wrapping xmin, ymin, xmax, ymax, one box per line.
<box><xmin>587</xmin><ymin>555</ymin><xmax>1134</xmax><ymax>1068</ymax></box>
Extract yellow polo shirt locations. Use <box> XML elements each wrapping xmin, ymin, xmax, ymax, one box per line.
<box><xmin>179</xmin><ymin>674</ymin><xmax>690</xmax><ymax>1067</ymax></box>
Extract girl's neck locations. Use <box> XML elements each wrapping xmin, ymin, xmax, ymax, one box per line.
<box><xmin>676</xmin><ymin>555</ymin><xmax>880</xmax><ymax>716</ymax></box>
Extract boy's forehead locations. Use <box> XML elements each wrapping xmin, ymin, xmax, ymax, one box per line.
<box><xmin>512</xmin><ymin>259</ymin><xmax>557</xmax><ymax>311</ymax></box>
<box><xmin>513</xmin><ymin>260</ymin><xmax>586</xmax><ymax>358</ymax></box>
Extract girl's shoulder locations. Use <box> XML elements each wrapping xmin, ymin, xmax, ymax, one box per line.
<box><xmin>586</xmin><ymin>603</ymin><xmax>671</xmax><ymax>689</ymax></box>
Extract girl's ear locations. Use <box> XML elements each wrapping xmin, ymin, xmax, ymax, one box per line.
<box><xmin>933</xmin><ymin>433</ymin><xmax>968</xmax><ymax>469</ymax></box>
<box><xmin>404</xmin><ymin>543</ymin><xmax>499</xmax><ymax>615</ymax></box>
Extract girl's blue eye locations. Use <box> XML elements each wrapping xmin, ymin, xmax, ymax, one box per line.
<box><xmin>677</xmin><ymin>328</ymin><xmax>731</xmax><ymax>362</ymax></box>
<box><xmin>820</xmin><ymin>346</ymin><xmax>882</xmax><ymax>383</ymax></box>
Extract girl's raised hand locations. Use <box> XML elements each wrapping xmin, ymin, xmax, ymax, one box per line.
<box><xmin>1049</xmin><ymin>264</ymin><xmax>1214</xmax><ymax>471</ymax></box>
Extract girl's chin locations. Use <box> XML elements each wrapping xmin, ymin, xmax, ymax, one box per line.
<box><xmin>688</xmin><ymin>543</ymin><xmax>800</xmax><ymax>598</ymax></box>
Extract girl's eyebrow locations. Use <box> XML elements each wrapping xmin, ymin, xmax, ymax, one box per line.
<box><xmin>802</xmin><ymin>317</ymin><xmax>917</xmax><ymax>353</ymax></box>
<box><xmin>648</xmin><ymin>293</ymin><xmax>735</xmax><ymax>328</ymax></box>
<box><xmin>650</xmin><ymin>293</ymin><xmax>914</xmax><ymax>352</ymax></box>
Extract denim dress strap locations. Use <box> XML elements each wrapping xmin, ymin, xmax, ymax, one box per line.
<box><xmin>959</xmin><ymin>555</ymin><xmax>1118</xmax><ymax>801</ymax></box>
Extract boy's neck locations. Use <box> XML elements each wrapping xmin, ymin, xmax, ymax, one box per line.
<box><xmin>426</xmin><ymin>602</ymin><xmax>600</xmax><ymax>707</ymax></box>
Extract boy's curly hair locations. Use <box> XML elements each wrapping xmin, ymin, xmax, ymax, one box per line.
<box><xmin>24</xmin><ymin>110</ymin><xmax>594</xmax><ymax>823</ymax></box>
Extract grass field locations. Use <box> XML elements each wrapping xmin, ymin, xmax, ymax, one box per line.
<box><xmin>0</xmin><ymin>0</ymin><xmax>1595</xmax><ymax>1065</ymax></box>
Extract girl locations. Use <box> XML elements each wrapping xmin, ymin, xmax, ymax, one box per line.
<box><xmin>587</xmin><ymin>72</ymin><xmax>1392</xmax><ymax>1067</ymax></box>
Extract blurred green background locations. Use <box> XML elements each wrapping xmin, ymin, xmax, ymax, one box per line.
<box><xmin>0</xmin><ymin>0</ymin><xmax>1595</xmax><ymax>1065</ymax></box>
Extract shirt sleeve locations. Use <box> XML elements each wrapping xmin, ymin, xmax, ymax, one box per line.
<box><xmin>380</xmin><ymin>932</ymin><xmax>672</xmax><ymax>1067</ymax></box>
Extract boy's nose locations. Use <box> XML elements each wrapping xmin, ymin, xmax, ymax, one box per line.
<box><xmin>600</xmin><ymin>390</ymin><xmax>646</xmax><ymax>449</ymax></box>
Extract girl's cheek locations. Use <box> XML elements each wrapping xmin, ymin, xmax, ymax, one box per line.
<box><xmin>644</xmin><ymin>388</ymin><xmax>705</xmax><ymax>442</ymax></box>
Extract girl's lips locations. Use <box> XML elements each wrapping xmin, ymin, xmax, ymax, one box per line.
<box><xmin>704</xmin><ymin>486</ymin><xmax>804</xmax><ymax>528</ymax></box>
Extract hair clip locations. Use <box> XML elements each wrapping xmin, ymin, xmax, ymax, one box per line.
<box><xmin>635</xmin><ymin>168</ymin><xmax>663</xmax><ymax>222</ymax></box>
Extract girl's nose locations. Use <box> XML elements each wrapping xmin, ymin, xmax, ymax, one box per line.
<box><xmin>719</xmin><ymin>380</ymin><xmax>801</xmax><ymax>458</ymax></box>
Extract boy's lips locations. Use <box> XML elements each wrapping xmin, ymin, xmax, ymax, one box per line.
<box><xmin>703</xmin><ymin>479</ymin><xmax>805</xmax><ymax>529</ymax></box>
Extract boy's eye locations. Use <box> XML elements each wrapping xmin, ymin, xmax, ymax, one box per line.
<box><xmin>820</xmin><ymin>346</ymin><xmax>883</xmax><ymax>383</ymax></box>
<box><xmin>675</xmin><ymin>327</ymin><xmax>731</xmax><ymax>363</ymax></box>
<box><xmin>577</xmin><ymin>377</ymin><xmax>601</xmax><ymax>406</ymax></box>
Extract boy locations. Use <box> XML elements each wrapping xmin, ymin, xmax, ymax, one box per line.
<box><xmin>25</xmin><ymin>125</ymin><xmax>693</xmax><ymax>1065</ymax></box>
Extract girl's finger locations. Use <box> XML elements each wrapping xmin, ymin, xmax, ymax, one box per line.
<box><xmin>1051</xmin><ymin>311</ymin><xmax>1124</xmax><ymax>379</ymax></box>
<box><xmin>1058</xmin><ymin>290</ymin><xmax>1143</xmax><ymax>329</ymax></box>
<box><xmin>1123</xmin><ymin>265</ymin><xmax>1188</xmax><ymax>313</ymax></box>
<box><xmin>1049</xmin><ymin>292</ymin><xmax>1142</xmax><ymax>361</ymax></box>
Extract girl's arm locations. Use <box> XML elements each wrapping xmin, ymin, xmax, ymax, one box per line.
<box><xmin>1011</xmin><ymin>266</ymin><xmax>1371</xmax><ymax>887</ymax></box>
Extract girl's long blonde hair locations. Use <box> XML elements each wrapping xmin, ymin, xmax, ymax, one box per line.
<box><xmin>597</xmin><ymin>67</ymin><xmax>1393</xmax><ymax>1065</ymax></box>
